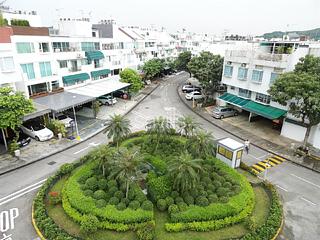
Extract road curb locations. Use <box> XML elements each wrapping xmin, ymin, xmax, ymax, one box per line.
<box><xmin>176</xmin><ymin>84</ymin><xmax>320</xmax><ymax>174</ymax></box>
<box><xmin>31</xmin><ymin>199</ymin><xmax>46</xmax><ymax>240</ymax></box>
<box><xmin>0</xmin><ymin>83</ymin><xmax>160</xmax><ymax>177</ymax></box>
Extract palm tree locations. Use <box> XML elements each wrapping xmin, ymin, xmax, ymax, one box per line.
<box><xmin>168</xmin><ymin>152</ymin><xmax>204</xmax><ymax>193</ymax></box>
<box><xmin>104</xmin><ymin>114</ymin><xmax>131</xmax><ymax>149</ymax></box>
<box><xmin>98</xmin><ymin>146</ymin><xmax>116</xmax><ymax>176</ymax></box>
<box><xmin>110</xmin><ymin>147</ymin><xmax>145</xmax><ymax>198</ymax></box>
<box><xmin>188</xmin><ymin>130</ymin><xmax>215</xmax><ymax>158</ymax></box>
<box><xmin>176</xmin><ymin>116</ymin><xmax>200</xmax><ymax>138</ymax></box>
<box><xmin>146</xmin><ymin>116</ymin><xmax>172</xmax><ymax>152</ymax></box>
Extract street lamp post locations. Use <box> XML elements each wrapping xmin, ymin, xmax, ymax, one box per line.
<box><xmin>72</xmin><ymin>96</ymin><xmax>81</xmax><ymax>141</ymax></box>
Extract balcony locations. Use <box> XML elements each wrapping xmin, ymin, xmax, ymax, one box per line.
<box><xmin>69</xmin><ymin>67</ymin><xmax>82</xmax><ymax>72</ymax></box>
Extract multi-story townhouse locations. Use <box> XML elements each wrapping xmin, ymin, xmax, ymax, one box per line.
<box><xmin>219</xmin><ymin>41</ymin><xmax>320</xmax><ymax>149</ymax></box>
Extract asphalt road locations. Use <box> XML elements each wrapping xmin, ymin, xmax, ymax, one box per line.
<box><xmin>0</xmin><ymin>72</ymin><xmax>319</xmax><ymax>240</ymax></box>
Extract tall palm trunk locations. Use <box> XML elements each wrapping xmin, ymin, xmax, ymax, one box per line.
<box><xmin>125</xmin><ymin>180</ymin><xmax>129</xmax><ymax>199</ymax></box>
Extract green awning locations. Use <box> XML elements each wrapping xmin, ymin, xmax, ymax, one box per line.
<box><xmin>62</xmin><ymin>73</ymin><xmax>90</xmax><ymax>85</ymax></box>
<box><xmin>242</xmin><ymin>101</ymin><xmax>287</xmax><ymax>120</ymax></box>
<box><xmin>85</xmin><ymin>51</ymin><xmax>105</xmax><ymax>63</ymax></box>
<box><xmin>219</xmin><ymin>93</ymin><xmax>250</xmax><ymax>107</ymax></box>
<box><xmin>91</xmin><ymin>69</ymin><xmax>111</xmax><ymax>78</ymax></box>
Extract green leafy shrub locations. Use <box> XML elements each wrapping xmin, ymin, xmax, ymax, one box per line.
<box><xmin>121</xmin><ymin>198</ymin><xmax>130</xmax><ymax>206</ymax></box>
<box><xmin>141</xmin><ymin>200</ymin><xmax>153</xmax><ymax>211</ymax></box>
<box><xmin>108</xmin><ymin>186</ymin><xmax>118</xmax><ymax>195</ymax></box>
<box><xmin>85</xmin><ymin>177</ymin><xmax>98</xmax><ymax>191</ymax></box>
<box><xmin>178</xmin><ymin>202</ymin><xmax>188</xmax><ymax>211</ymax></box>
<box><xmin>129</xmin><ymin>200</ymin><xmax>140</xmax><ymax>210</ymax></box>
<box><xmin>147</xmin><ymin>173</ymin><xmax>171</xmax><ymax>201</ymax></box>
<box><xmin>199</xmin><ymin>190</ymin><xmax>208</xmax><ymax>197</ymax></box>
<box><xmin>116</xmin><ymin>202</ymin><xmax>127</xmax><ymax>211</ymax></box>
<box><xmin>80</xmin><ymin>214</ymin><xmax>99</xmax><ymax>233</ymax></box>
<box><xmin>58</xmin><ymin>163</ymin><xmax>74</xmax><ymax>175</ymax></box>
<box><xmin>223</xmin><ymin>182</ymin><xmax>232</xmax><ymax>188</ymax></box>
<box><xmin>157</xmin><ymin>199</ymin><xmax>167</xmax><ymax>211</ymax></box>
<box><xmin>196</xmin><ymin>196</ymin><xmax>209</xmax><ymax>207</ymax></box>
<box><xmin>175</xmin><ymin>197</ymin><xmax>184</xmax><ymax>204</ymax></box>
<box><xmin>47</xmin><ymin>119</ymin><xmax>67</xmax><ymax>137</ymax></box>
<box><xmin>168</xmin><ymin>204</ymin><xmax>179</xmax><ymax>214</ymax></box>
<box><xmin>136</xmin><ymin>222</ymin><xmax>155</xmax><ymax>240</ymax></box>
<box><xmin>171</xmin><ymin>191</ymin><xmax>179</xmax><ymax>198</ymax></box>
<box><xmin>135</xmin><ymin>192</ymin><xmax>147</xmax><ymax>204</ymax></box>
<box><xmin>184</xmin><ymin>195</ymin><xmax>194</xmax><ymax>205</ymax></box>
<box><xmin>107</xmin><ymin>180</ymin><xmax>118</xmax><ymax>188</ymax></box>
<box><xmin>216</xmin><ymin>187</ymin><xmax>229</xmax><ymax>197</ymax></box>
<box><xmin>96</xmin><ymin>199</ymin><xmax>107</xmax><ymax>208</ymax></box>
<box><xmin>220</xmin><ymin>196</ymin><xmax>229</xmax><ymax>203</ymax></box>
<box><xmin>244</xmin><ymin>216</ymin><xmax>257</xmax><ymax>231</ymax></box>
<box><xmin>93</xmin><ymin>190</ymin><xmax>107</xmax><ymax>200</ymax></box>
<box><xmin>208</xmin><ymin>194</ymin><xmax>218</xmax><ymax>203</ymax></box>
<box><xmin>109</xmin><ymin>196</ymin><xmax>119</xmax><ymax>205</ymax></box>
<box><xmin>213</xmin><ymin>180</ymin><xmax>222</xmax><ymax>188</ymax></box>
<box><xmin>48</xmin><ymin>191</ymin><xmax>61</xmax><ymax>205</ymax></box>
<box><xmin>114</xmin><ymin>190</ymin><xmax>124</xmax><ymax>199</ymax></box>
<box><xmin>165</xmin><ymin>196</ymin><xmax>174</xmax><ymax>206</ymax></box>
<box><xmin>84</xmin><ymin>189</ymin><xmax>94</xmax><ymax>197</ymax></box>
<box><xmin>98</xmin><ymin>178</ymin><xmax>108</xmax><ymax>190</ymax></box>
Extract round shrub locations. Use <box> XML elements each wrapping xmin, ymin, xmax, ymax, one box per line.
<box><xmin>220</xmin><ymin>196</ymin><xmax>229</xmax><ymax>203</ymax></box>
<box><xmin>98</xmin><ymin>178</ymin><xmax>108</xmax><ymax>190</ymax></box>
<box><xmin>85</xmin><ymin>177</ymin><xmax>98</xmax><ymax>191</ymax></box>
<box><xmin>141</xmin><ymin>200</ymin><xmax>153</xmax><ymax>211</ymax></box>
<box><xmin>96</xmin><ymin>199</ymin><xmax>107</xmax><ymax>208</ymax></box>
<box><xmin>165</xmin><ymin>196</ymin><xmax>174</xmax><ymax>206</ymax></box>
<box><xmin>108</xmin><ymin>196</ymin><xmax>119</xmax><ymax>205</ymax></box>
<box><xmin>129</xmin><ymin>200</ymin><xmax>140</xmax><ymax>210</ymax></box>
<box><xmin>211</xmin><ymin>172</ymin><xmax>220</xmax><ymax>180</ymax></box>
<box><xmin>216</xmin><ymin>187</ymin><xmax>229</xmax><ymax>197</ymax></box>
<box><xmin>213</xmin><ymin>180</ymin><xmax>222</xmax><ymax>188</ymax></box>
<box><xmin>84</xmin><ymin>189</ymin><xmax>93</xmax><ymax>197</ymax></box>
<box><xmin>121</xmin><ymin>198</ymin><xmax>130</xmax><ymax>206</ymax></box>
<box><xmin>178</xmin><ymin>202</ymin><xmax>188</xmax><ymax>211</ymax></box>
<box><xmin>114</xmin><ymin>190</ymin><xmax>124</xmax><ymax>199</ymax></box>
<box><xmin>136</xmin><ymin>222</ymin><xmax>155</xmax><ymax>240</ymax></box>
<box><xmin>80</xmin><ymin>184</ymin><xmax>87</xmax><ymax>191</ymax></box>
<box><xmin>199</xmin><ymin>190</ymin><xmax>208</xmax><ymax>197</ymax></box>
<box><xmin>207</xmin><ymin>189</ymin><xmax>213</xmax><ymax>195</ymax></box>
<box><xmin>184</xmin><ymin>195</ymin><xmax>194</xmax><ymax>205</ymax></box>
<box><xmin>116</xmin><ymin>202</ymin><xmax>126</xmax><ymax>211</ymax></box>
<box><xmin>171</xmin><ymin>191</ymin><xmax>179</xmax><ymax>198</ymax></box>
<box><xmin>208</xmin><ymin>194</ymin><xmax>218</xmax><ymax>203</ymax></box>
<box><xmin>108</xmin><ymin>186</ymin><xmax>118</xmax><ymax>195</ymax></box>
<box><xmin>232</xmin><ymin>185</ymin><xmax>241</xmax><ymax>194</ymax></box>
<box><xmin>157</xmin><ymin>199</ymin><xmax>167</xmax><ymax>211</ymax></box>
<box><xmin>190</xmin><ymin>189</ymin><xmax>199</xmax><ymax>198</ymax></box>
<box><xmin>196</xmin><ymin>185</ymin><xmax>205</xmax><ymax>192</ymax></box>
<box><xmin>80</xmin><ymin>214</ymin><xmax>99</xmax><ymax>233</ymax></box>
<box><xmin>168</xmin><ymin>204</ymin><xmax>179</xmax><ymax>214</ymax></box>
<box><xmin>93</xmin><ymin>190</ymin><xmax>107</xmax><ymax>200</ymax></box>
<box><xmin>78</xmin><ymin>174</ymin><xmax>90</xmax><ymax>184</ymax></box>
<box><xmin>216</xmin><ymin>175</ymin><xmax>225</xmax><ymax>182</ymax></box>
<box><xmin>195</xmin><ymin>196</ymin><xmax>209</xmax><ymax>207</ymax></box>
<box><xmin>107</xmin><ymin>179</ymin><xmax>118</xmax><ymax>188</ymax></box>
<box><xmin>128</xmin><ymin>188</ymin><xmax>136</xmax><ymax>200</ymax></box>
<box><xmin>202</xmin><ymin>176</ymin><xmax>211</xmax><ymax>185</ymax></box>
<box><xmin>135</xmin><ymin>192</ymin><xmax>147</xmax><ymax>204</ymax></box>
<box><xmin>223</xmin><ymin>182</ymin><xmax>232</xmax><ymax>189</ymax></box>
<box><xmin>175</xmin><ymin>197</ymin><xmax>184</xmax><ymax>204</ymax></box>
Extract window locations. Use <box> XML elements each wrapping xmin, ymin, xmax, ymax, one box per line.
<box><xmin>218</xmin><ymin>146</ymin><xmax>233</xmax><ymax>160</ymax></box>
<box><xmin>236</xmin><ymin>150</ymin><xmax>243</xmax><ymax>160</ymax></box>
<box><xmin>28</xmin><ymin>82</ymin><xmax>48</xmax><ymax>95</ymax></box>
<box><xmin>230</xmin><ymin>86</ymin><xmax>235</xmax><ymax>90</ymax></box>
<box><xmin>39</xmin><ymin>42</ymin><xmax>49</xmax><ymax>53</ymax></box>
<box><xmin>39</xmin><ymin>62</ymin><xmax>52</xmax><ymax>77</ymax></box>
<box><xmin>0</xmin><ymin>57</ymin><xmax>15</xmax><ymax>72</ymax></box>
<box><xmin>255</xmin><ymin>93</ymin><xmax>271</xmax><ymax>104</ymax></box>
<box><xmin>224</xmin><ymin>65</ymin><xmax>233</xmax><ymax>77</ymax></box>
<box><xmin>94</xmin><ymin>59</ymin><xmax>101</xmax><ymax>68</ymax></box>
<box><xmin>81</xmin><ymin>42</ymin><xmax>100</xmax><ymax>51</ymax></box>
<box><xmin>51</xmin><ymin>81</ymin><xmax>60</xmax><ymax>90</ymax></box>
<box><xmin>20</xmin><ymin>63</ymin><xmax>35</xmax><ymax>79</ymax></box>
<box><xmin>238</xmin><ymin>88</ymin><xmax>251</xmax><ymax>98</ymax></box>
<box><xmin>59</xmin><ymin>60</ymin><xmax>68</xmax><ymax>69</ymax></box>
<box><xmin>237</xmin><ymin>67</ymin><xmax>248</xmax><ymax>80</ymax></box>
<box><xmin>251</xmin><ymin>70</ymin><xmax>263</xmax><ymax>83</ymax></box>
<box><xmin>16</xmin><ymin>42</ymin><xmax>35</xmax><ymax>53</ymax></box>
<box><xmin>270</xmin><ymin>72</ymin><xmax>279</xmax><ymax>85</ymax></box>
<box><xmin>52</xmin><ymin>42</ymin><xmax>70</xmax><ymax>52</ymax></box>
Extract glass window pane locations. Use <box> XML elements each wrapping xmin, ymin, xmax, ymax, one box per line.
<box><xmin>224</xmin><ymin>65</ymin><xmax>233</xmax><ymax>77</ymax></box>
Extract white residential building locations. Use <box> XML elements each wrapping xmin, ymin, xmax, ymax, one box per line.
<box><xmin>219</xmin><ymin>41</ymin><xmax>320</xmax><ymax>149</ymax></box>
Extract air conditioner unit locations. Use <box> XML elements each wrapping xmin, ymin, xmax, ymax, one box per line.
<box><xmin>241</xmin><ymin>63</ymin><xmax>247</xmax><ymax>67</ymax></box>
<box><xmin>227</xmin><ymin>61</ymin><xmax>232</xmax><ymax>65</ymax></box>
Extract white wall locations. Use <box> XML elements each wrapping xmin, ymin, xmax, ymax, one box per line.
<box><xmin>281</xmin><ymin>121</ymin><xmax>306</xmax><ymax>142</ymax></box>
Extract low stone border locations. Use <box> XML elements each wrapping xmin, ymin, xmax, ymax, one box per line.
<box><xmin>31</xmin><ymin>199</ymin><xmax>46</xmax><ymax>240</ymax></box>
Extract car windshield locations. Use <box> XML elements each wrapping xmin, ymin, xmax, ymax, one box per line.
<box><xmin>57</xmin><ymin>115</ymin><xmax>67</xmax><ymax>120</ymax></box>
<box><xmin>32</xmin><ymin>124</ymin><xmax>45</xmax><ymax>131</ymax></box>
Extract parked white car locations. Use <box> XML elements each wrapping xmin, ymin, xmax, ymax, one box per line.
<box><xmin>53</xmin><ymin>113</ymin><xmax>74</xmax><ymax>128</ymax></box>
<box><xmin>21</xmin><ymin>123</ymin><xmax>54</xmax><ymax>141</ymax></box>
<box><xmin>98</xmin><ymin>95</ymin><xmax>117</xmax><ymax>105</ymax></box>
<box><xmin>185</xmin><ymin>91</ymin><xmax>204</xmax><ymax>100</ymax></box>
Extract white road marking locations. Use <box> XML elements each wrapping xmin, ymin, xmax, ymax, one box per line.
<box><xmin>73</xmin><ymin>146</ymin><xmax>90</xmax><ymax>155</ymax></box>
<box><xmin>73</xmin><ymin>142</ymin><xmax>101</xmax><ymax>154</ymax></box>
<box><xmin>257</xmin><ymin>154</ymin><xmax>268</xmax><ymax>160</ymax></box>
<box><xmin>0</xmin><ymin>185</ymin><xmax>43</xmax><ymax>206</ymax></box>
<box><xmin>276</xmin><ymin>184</ymin><xmax>288</xmax><ymax>192</ymax></box>
<box><xmin>0</xmin><ymin>179</ymin><xmax>47</xmax><ymax>203</ymax></box>
<box><xmin>300</xmin><ymin>197</ymin><xmax>317</xmax><ymax>206</ymax></box>
<box><xmin>290</xmin><ymin>174</ymin><xmax>320</xmax><ymax>189</ymax></box>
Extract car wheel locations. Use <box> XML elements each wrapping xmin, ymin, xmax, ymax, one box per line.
<box><xmin>106</xmin><ymin>102</ymin><xmax>110</xmax><ymax>106</ymax></box>
<box><xmin>220</xmin><ymin>115</ymin><xmax>224</xmax><ymax>119</ymax></box>
<box><xmin>234</xmin><ymin>112</ymin><xmax>238</xmax><ymax>116</ymax></box>
<box><xmin>35</xmin><ymin>136</ymin><xmax>40</xmax><ymax>141</ymax></box>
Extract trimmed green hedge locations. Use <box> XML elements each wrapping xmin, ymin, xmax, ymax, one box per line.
<box><xmin>170</xmin><ymin>159</ymin><xmax>255</xmax><ymax>223</ymax></box>
<box><xmin>63</xmin><ymin>161</ymin><xmax>153</xmax><ymax>224</ymax></box>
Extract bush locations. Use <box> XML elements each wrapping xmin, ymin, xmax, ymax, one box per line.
<box><xmin>199</xmin><ymin>190</ymin><xmax>208</xmax><ymax>197</ymax></box>
<box><xmin>58</xmin><ymin>163</ymin><xmax>74</xmax><ymax>175</ymax></box>
<box><xmin>178</xmin><ymin>202</ymin><xmax>188</xmax><ymax>211</ymax></box>
<box><xmin>213</xmin><ymin>180</ymin><xmax>222</xmax><ymax>188</ymax></box>
<box><xmin>157</xmin><ymin>199</ymin><xmax>167</xmax><ymax>211</ymax></box>
<box><xmin>175</xmin><ymin>197</ymin><xmax>184</xmax><ymax>204</ymax></box>
<box><xmin>48</xmin><ymin>191</ymin><xmax>61</xmax><ymax>205</ymax></box>
<box><xmin>80</xmin><ymin>214</ymin><xmax>99</xmax><ymax>233</ymax></box>
<box><xmin>141</xmin><ymin>200</ymin><xmax>153</xmax><ymax>211</ymax></box>
<box><xmin>128</xmin><ymin>188</ymin><xmax>136</xmax><ymax>200</ymax></box>
<box><xmin>244</xmin><ymin>216</ymin><xmax>257</xmax><ymax>231</ymax></box>
<box><xmin>136</xmin><ymin>222</ymin><xmax>155</xmax><ymax>240</ymax></box>
<box><xmin>85</xmin><ymin>177</ymin><xmax>98</xmax><ymax>191</ymax></box>
<box><xmin>135</xmin><ymin>192</ymin><xmax>147</xmax><ymax>204</ymax></box>
<box><xmin>93</xmin><ymin>190</ymin><xmax>107</xmax><ymax>200</ymax></box>
<box><xmin>220</xmin><ymin>196</ymin><xmax>229</xmax><ymax>203</ymax></box>
<box><xmin>147</xmin><ymin>174</ymin><xmax>172</xmax><ymax>202</ymax></box>
<box><xmin>208</xmin><ymin>194</ymin><xmax>218</xmax><ymax>203</ymax></box>
<box><xmin>165</xmin><ymin>196</ymin><xmax>174</xmax><ymax>206</ymax></box>
<box><xmin>96</xmin><ymin>199</ymin><xmax>107</xmax><ymax>208</ymax></box>
<box><xmin>114</xmin><ymin>190</ymin><xmax>124</xmax><ymax>199</ymax></box>
<box><xmin>98</xmin><ymin>178</ymin><xmax>108</xmax><ymax>190</ymax></box>
<box><xmin>107</xmin><ymin>180</ymin><xmax>118</xmax><ymax>189</ymax></box>
<box><xmin>168</xmin><ymin>204</ymin><xmax>179</xmax><ymax>214</ymax></box>
<box><xmin>47</xmin><ymin>119</ymin><xmax>67</xmax><ymax>137</ymax></box>
<box><xmin>216</xmin><ymin>187</ymin><xmax>229</xmax><ymax>197</ymax></box>
<box><xmin>171</xmin><ymin>190</ymin><xmax>180</xmax><ymax>199</ymax></box>
<box><xmin>108</xmin><ymin>186</ymin><xmax>118</xmax><ymax>195</ymax></box>
<box><xmin>121</xmin><ymin>198</ymin><xmax>130</xmax><ymax>206</ymax></box>
<box><xmin>184</xmin><ymin>195</ymin><xmax>194</xmax><ymax>205</ymax></box>
<box><xmin>195</xmin><ymin>196</ymin><xmax>209</xmax><ymax>207</ymax></box>
<box><xmin>223</xmin><ymin>182</ymin><xmax>232</xmax><ymax>189</ymax></box>
<box><xmin>190</xmin><ymin>189</ymin><xmax>199</xmax><ymax>198</ymax></box>
<box><xmin>128</xmin><ymin>200</ymin><xmax>140</xmax><ymax>210</ymax></box>
<box><xmin>109</xmin><ymin>197</ymin><xmax>119</xmax><ymax>205</ymax></box>
<box><xmin>116</xmin><ymin>202</ymin><xmax>127</xmax><ymax>211</ymax></box>
<box><xmin>84</xmin><ymin>189</ymin><xmax>94</xmax><ymax>197</ymax></box>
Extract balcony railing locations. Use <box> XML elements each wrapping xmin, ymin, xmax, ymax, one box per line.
<box><xmin>225</xmin><ymin>50</ymin><xmax>289</xmax><ymax>62</ymax></box>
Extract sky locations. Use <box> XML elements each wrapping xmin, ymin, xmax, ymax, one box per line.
<box><xmin>7</xmin><ymin>0</ymin><xmax>320</xmax><ymax>36</ymax></box>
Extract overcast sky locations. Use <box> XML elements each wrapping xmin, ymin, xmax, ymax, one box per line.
<box><xmin>8</xmin><ymin>0</ymin><xmax>320</xmax><ymax>35</ymax></box>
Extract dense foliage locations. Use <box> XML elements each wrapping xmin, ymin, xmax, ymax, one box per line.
<box><xmin>120</xmin><ymin>68</ymin><xmax>144</xmax><ymax>93</ymax></box>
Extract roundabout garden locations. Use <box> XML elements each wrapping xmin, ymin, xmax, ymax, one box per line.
<box><xmin>33</xmin><ymin>115</ymin><xmax>283</xmax><ymax>240</ymax></box>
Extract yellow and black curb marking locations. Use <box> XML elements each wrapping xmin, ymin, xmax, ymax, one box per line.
<box><xmin>32</xmin><ymin>195</ymin><xmax>46</xmax><ymax>240</ymax></box>
<box><xmin>251</xmin><ymin>155</ymin><xmax>286</xmax><ymax>175</ymax></box>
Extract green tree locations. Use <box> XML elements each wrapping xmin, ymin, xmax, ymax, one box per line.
<box><xmin>187</xmin><ymin>130</ymin><xmax>215</xmax><ymax>158</ymax></box>
<box><xmin>146</xmin><ymin>116</ymin><xmax>172</xmax><ymax>152</ymax></box>
<box><xmin>141</xmin><ymin>58</ymin><xmax>164</xmax><ymax>79</ymax></box>
<box><xmin>268</xmin><ymin>72</ymin><xmax>320</xmax><ymax>148</ymax></box>
<box><xmin>11</xmin><ymin>19</ymin><xmax>30</xmax><ymax>26</ymax></box>
<box><xmin>110</xmin><ymin>147</ymin><xmax>145</xmax><ymax>198</ymax></box>
<box><xmin>168</xmin><ymin>152</ymin><xmax>203</xmax><ymax>193</ymax></box>
<box><xmin>120</xmin><ymin>68</ymin><xmax>144</xmax><ymax>93</ymax></box>
<box><xmin>176</xmin><ymin>116</ymin><xmax>200</xmax><ymax>138</ymax></box>
<box><xmin>187</xmin><ymin>52</ymin><xmax>224</xmax><ymax>103</ymax></box>
<box><xmin>104</xmin><ymin>114</ymin><xmax>131</xmax><ymax>149</ymax></box>
<box><xmin>0</xmin><ymin>87</ymin><xmax>34</xmax><ymax>149</ymax></box>
<box><xmin>98</xmin><ymin>146</ymin><xmax>116</xmax><ymax>176</ymax></box>
<box><xmin>92</xmin><ymin>100</ymin><xmax>100</xmax><ymax>118</ymax></box>
<box><xmin>175</xmin><ymin>51</ymin><xmax>192</xmax><ymax>75</ymax></box>
<box><xmin>0</xmin><ymin>13</ymin><xmax>8</xmax><ymax>26</ymax></box>
<box><xmin>294</xmin><ymin>54</ymin><xmax>320</xmax><ymax>76</ymax></box>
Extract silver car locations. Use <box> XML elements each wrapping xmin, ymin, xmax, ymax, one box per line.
<box><xmin>212</xmin><ymin>107</ymin><xmax>238</xmax><ymax>119</ymax></box>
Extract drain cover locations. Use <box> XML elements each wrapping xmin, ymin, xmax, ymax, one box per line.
<box><xmin>47</xmin><ymin>161</ymin><xmax>56</xmax><ymax>165</ymax></box>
